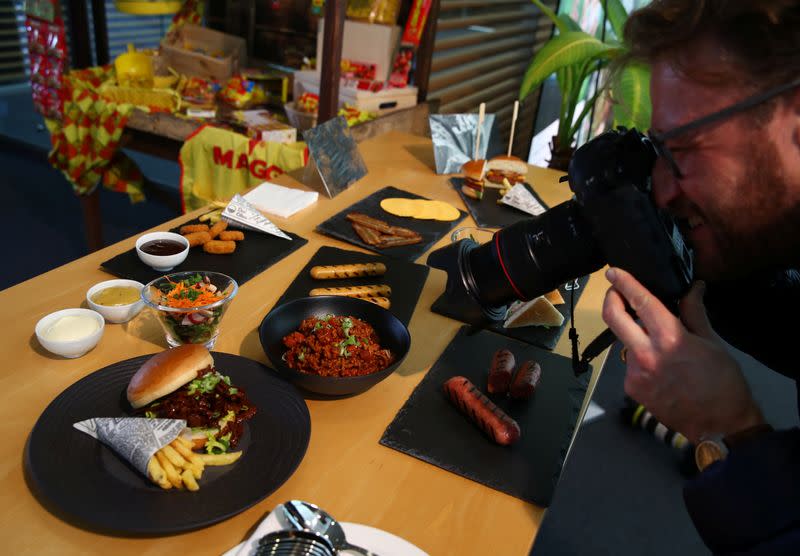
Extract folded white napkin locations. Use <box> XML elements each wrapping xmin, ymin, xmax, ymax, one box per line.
<box><xmin>244</xmin><ymin>182</ymin><xmax>318</xmax><ymax>219</ymax></box>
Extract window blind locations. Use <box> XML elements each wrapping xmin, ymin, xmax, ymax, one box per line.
<box><xmin>427</xmin><ymin>0</ymin><xmax>558</xmax><ymax>160</ymax></box>
<box><xmin>0</xmin><ymin>0</ymin><xmax>28</xmax><ymax>83</ymax></box>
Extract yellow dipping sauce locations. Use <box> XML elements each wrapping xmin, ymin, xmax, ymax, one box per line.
<box><xmin>44</xmin><ymin>315</ymin><xmax>100</xmax><ymax>341</ymax></box>
<box><xmin>91</xmin><ymin>286</ymin><xmax>141</xmax><ymax>306</ymax></box>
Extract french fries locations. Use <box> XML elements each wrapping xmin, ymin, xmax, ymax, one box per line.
<box><xmin>146</xmin><ymin>436</ymin><xmax>241</xmax><ymax>491</ymax></box>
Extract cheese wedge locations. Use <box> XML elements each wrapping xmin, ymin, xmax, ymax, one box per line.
<box><xmin>503</xmin><ymin>296</ymin><xmax>565</xmax><ymax>328</ymax></box>
<box><xmin>544</xmin><ymin>289</ymin><xmax>565</xmax><ymax>305</ymax></box>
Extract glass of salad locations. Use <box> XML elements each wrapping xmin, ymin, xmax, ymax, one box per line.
<box><xmin>142</xmin><ymin>271</ymin><xmax>238</xmax><ymax>348</ymax></box>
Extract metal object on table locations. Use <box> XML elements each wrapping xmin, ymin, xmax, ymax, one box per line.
<box><xmin>281</xmin><ymin>500</ymin><xmax>379</xmax><ymax>556</ymax></box>
<box><xmin>256</xmin><ymin>529</ymin><xmax>335</xmax><ymax>556</ymax></box>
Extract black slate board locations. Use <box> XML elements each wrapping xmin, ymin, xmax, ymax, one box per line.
<box><xmin>450</xmin><ymin>177</ymin><xmax>549</xmax><ymax>228</ymax></box>
<box><xmin>380</xmin><ymin>326</ymin><xmax>589</xmax><ymax>507</ymax></box>
<box><xmin>273</xmin><ymin>245</ymin><xmax>429</xmax><ymax>327</ymax></box>
<box><xmin>100</xmin><ymin>217</ymin><xmax>307</xmax><ymax>286</ymax></box>
<box><xmin>431</xmin><ymin>275</ymin><xmax>590</xmax><ymax>350</ymax></box>
<box><xmin>315</xmin><ymin>186</ymin><xmax>468</xmax><ymax>262</ymax></box>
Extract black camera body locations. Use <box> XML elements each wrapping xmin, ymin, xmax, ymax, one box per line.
<box><xmin>428</xmin><ymin>128</ymin><xmax>694</xmax><ymax>325</ymax></box>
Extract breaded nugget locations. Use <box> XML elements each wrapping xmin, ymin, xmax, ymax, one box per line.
<box><xmin>209</xmin><ymin>220</ymin><xmax>228</xmax><ymax>239</ymax></box>
<box><xmin>180</xmin><ymin>224</ymin><xmax>209</xmax><ymax>234</ymax></box>
<box><xmin>218</xmin><ymin>230</ymin><xmax>244</xmax><ymax>241</ymax></box>
<box><xmin>184</xmin><ymin>231</ymin><xmax>211</xmax><ymax>247</ymax></box>
<box><xmin>203</xmin><ymin>240</ymin><xmax>236</xmax><ymax>254</ymax></box>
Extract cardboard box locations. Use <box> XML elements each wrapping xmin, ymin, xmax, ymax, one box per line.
<box><xmin>161</xmin><ymin>24</ymin><xmax>246</xmax><ymax>82</ymax></box>
<box><xmin>293</xmin><ymin>70</ymin><xmax>418</xmax><ymax>116</ymax></box>
<box><xmin>235</xmin><ymin>110</ymin><xmax>298</xmax><ymax>143</ymax></box>
<box><xmin>316</xmin><ymin>20</ymin><xmax>400</xmax><ymax>83</ymax></box>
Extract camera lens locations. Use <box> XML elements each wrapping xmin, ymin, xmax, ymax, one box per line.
<box><xmin>466</xmin><ymin>200</ymin><xmax>605</xmax><ymax>306</ymax></box>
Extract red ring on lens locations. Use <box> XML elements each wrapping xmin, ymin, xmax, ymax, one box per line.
<box><xmin>494</xmin><ymin>232</ymin><xmax>526</xmax><ymax>300</ymax></box>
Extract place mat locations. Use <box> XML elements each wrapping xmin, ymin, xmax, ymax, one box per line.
<box><xmin>273</xmin><ymin>245</ymin><xmax>429</xmax><ymax>327</ymax></box>
<box><xmin>315</xmin><ymin>186</ymin><xmax>468</xmax><ymax>262</ymax></box>
<box><xmin>101</xmin><ymin>216</ymin><xmax>307</xmax><ymax>286</ymax></box>
<box><xmin>431</xmin><ymin>276</ymin><xmax>590</xmax><ymax>350</ymax></box>
<box><xmin>380</xmin><ymin>326</ymin><xmax>589</xmax><ymax>507</ymax></box>
<box><xmin>450</xmin><ymin>177</ymin><xmax>549</xmax><ymax>228</ymax></box>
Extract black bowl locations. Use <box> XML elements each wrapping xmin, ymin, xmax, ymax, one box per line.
<box><xmin>258</xmin><ymin>296</ymin><xmax>411</xmax><ymax>397</ymax></box>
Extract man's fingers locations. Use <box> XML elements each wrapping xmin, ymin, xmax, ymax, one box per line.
<box><xmin>603</xmin><ymin>287</ymin><xmax>650</xmax><ymax>351</ymax></box>
<box><xmin>679</xmin><ymin>280</ymin><xmax>715</xmax><ymax>339</ymax></box>
<box><xmin>605</xmin><ymin>267</ymin><xmax>677</xmax><ymax>336</ymax></box>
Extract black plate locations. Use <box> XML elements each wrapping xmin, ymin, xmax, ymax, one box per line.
<box><xmin>259</xmin><ymin>296</ymin><xmax>411</xmax><ymax>397</ymax></box>
<box><xmin>100</xmin><ymin>217</ymin><xmax>307</xmax><ymax>286</ymax></box>
<box><xmin>274</xmin><ymin>245</ymin><xmax>429</xmax><ymax>327</ymax></box>
<box><xmin>380</xmin><ymin>326</ymin><xmax>589</xmax><ymax>506</ymax></box>
<box><xmin>315</xmin><ymin>186</ymin><xmax>467</xmax><ymax>262</ymax></box>
<box><xmin>24</xmin><ymin>352</ymin><xmax>310</xmax><ymax>536</ymax></box>
<box><xmin>430</xmin><ymin>276</ymin><xmax>590</xmax><ymax>350</ymax></box>
<box><xmin>450</xmin><ymin>177</ymin><xmax>549</xmax><ymax>228</ymax></box>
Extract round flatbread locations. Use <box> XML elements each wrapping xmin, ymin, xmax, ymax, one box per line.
<box><xmin>380</xmin><ymin>198</ymin><xmax>418</xmax><ymax>217</ymax></box>
<box><xmin>429</xmin><ymin>200</ymin><xmax>461</xmax><ymax>221</ymax></box>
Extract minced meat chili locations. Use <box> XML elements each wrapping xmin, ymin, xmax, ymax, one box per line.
<box><xmin>282</xmin><ymin>314</ymin><xmax>395</xmax><ymax>377</ymax></box>
<box><xmin>138</xmin><ymin>366</ymin><xmax>256</xmax><ymax>450</ymax></box>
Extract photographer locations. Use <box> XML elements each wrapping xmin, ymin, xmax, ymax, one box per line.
<box><xmin>602</xmin><ymin>1</ymin><xmax>800</xmax><ymax>553</ymax></box>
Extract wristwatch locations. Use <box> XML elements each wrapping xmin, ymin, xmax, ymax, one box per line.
<box><xmin>695</xmin><ymin>424</ymin><xmax>774</xmax><ymax>472</ymax></box>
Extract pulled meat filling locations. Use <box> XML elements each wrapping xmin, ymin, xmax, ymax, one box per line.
<box><xmin>282</xmin><ymin>315</ymin><xmax>395</xmax><ymax>377</ymax></box>
<box><xmin>138</xmin><ymin>366</ymin><xmax>256</xmax><ymax>449</ymax></box>
<box><xmin>486</xmin><ymin>170</ymin><xmax>525</xmax><ymax>184</ymax></box>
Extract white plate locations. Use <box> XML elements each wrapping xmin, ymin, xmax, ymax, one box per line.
<box><xmin>223</xmin><ymin>506</ymin><xmax>428</xmax><ymax>556</ymax></box>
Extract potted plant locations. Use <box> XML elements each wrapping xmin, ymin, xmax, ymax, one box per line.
<box><xmin>520</xmin><ymin>0</ymin><xmax>651</xmax><ymax>170</ymax></box>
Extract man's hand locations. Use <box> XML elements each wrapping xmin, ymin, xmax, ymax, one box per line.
<box><xmin>602</xmin><ymin>267</ymin><xmax>765</xmax><ymax>444</ymax></box>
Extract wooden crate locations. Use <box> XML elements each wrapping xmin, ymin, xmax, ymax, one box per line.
<box><xmin>161</xmin><ymin>24</ymin><xmax>246</xmax><ymax>82</ymax></box>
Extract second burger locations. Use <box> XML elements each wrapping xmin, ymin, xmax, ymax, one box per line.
<box><xmin>461</xmin><ymin>159</ymin><xmax>487</xmax><ymax>200</ymax></box>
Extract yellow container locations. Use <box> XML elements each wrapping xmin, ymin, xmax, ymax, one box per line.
<box><xmin>115</xmin><ymin>44</ymin><xmax>154</xmax><ymax>88</ymax></box>
<box><xmin>346</xmin><ymin>0</ymin><xmax>400</xmax><ymax>24</ymax></box>
<box><xmin>114</xmin><ymin>1</ymin><xmax>181</xmax><ymax>15</ymax></box>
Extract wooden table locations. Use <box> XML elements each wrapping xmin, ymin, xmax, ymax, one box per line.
<box><xmin>1</xmin><ymin>131</ymin><xmax>610</xmax><ymax>555</ymax></box>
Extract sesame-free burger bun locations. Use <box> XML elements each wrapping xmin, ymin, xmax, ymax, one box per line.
<box><xmin>461</xmin><ymin>159</ymin><xmax>487</xmax><ymax>181</ymax></box>
<box><xmin>487</xmin><ymin>155</ymin><xmax>528</xmax><ymax>176</ymax></box>
<box><xmin>127</xmin><ymin>344</ymin><xmax>214</xmax><ymax>409</ymax></box>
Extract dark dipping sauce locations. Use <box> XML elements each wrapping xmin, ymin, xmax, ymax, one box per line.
<box><xmin>141</xmin><ymin>239</ymin><xmax>186</xmax><ymax>256</ymax></box>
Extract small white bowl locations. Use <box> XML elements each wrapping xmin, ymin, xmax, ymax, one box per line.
<box><xmin>35</xmin><ymin>308</ymin><xmax>105</xmax><ymax>358</ymax></box>
<box><xmin>135</xmin><ymin>232</ymin><xmax>190</xmax><ymax>272</ymax></box>
<box><xmin>86</xmin><ymin>279</ymin><xmax>145</xmax><ymax>323</ymax></box>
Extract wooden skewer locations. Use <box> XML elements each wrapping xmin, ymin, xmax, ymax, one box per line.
<box><xmin>507</xmin><ymin>100</ymin><xmax>519</xmax><ymax>157</ymax></box>
<box><xmin>474</xmin><ymin>102</ymin><xmax>485</xmax><ymax>160</ymax></box>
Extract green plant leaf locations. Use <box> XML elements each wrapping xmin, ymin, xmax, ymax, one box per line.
<box><xmin>611</xmin><ymin>62</ymin><xmax>652</xmax><ymax>130</ymax></box>
<box><xmin>531</xmin><ymin>0</ymin><xmax>569</xmax><ymax>33</ymax></box>
<box><xmin>605</xmin><ymin>0</ymin><xmax>628</xmax><ymax>41</ymax></box>
<box><xmin>557</xmin><ymin>13</ymin><xmax>582</xmax><ymax>33</ymax></box>
<box><xmin>519</xmin><ymin>32</ymin><xmax>616</xmax><ymax>100</ymax></box>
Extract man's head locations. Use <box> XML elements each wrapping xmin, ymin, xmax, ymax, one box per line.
<box><xmin>624</xmin><ymin>1</ymin><xmax>800</xmax><ymax>281</ymax></box>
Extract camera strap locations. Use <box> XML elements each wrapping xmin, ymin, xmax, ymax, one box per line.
<box><xmin>569</xmin><ymin>285</ymin><xmax>618</xmax><ymax>376</ymax></box>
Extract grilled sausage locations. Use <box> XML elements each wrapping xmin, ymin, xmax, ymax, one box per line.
<box><xmin>510</xmin><ymin>360</ymin><xmax>542</xmax><ymax>400</ymax></box>
<box><xmin>443</xmin><ymin>376</ymin><xmax>521</xmax><ymax>446</ymax></box>
<box><xmin>309</xmin><ymin>284</ymin><xmax>391</xmax><ymax>298</ymax></box>
<box><xmin>487</xmin><ymin>349</ymin><xmax>515</xmax><ymax>394</ymax></box>
<box><xmin>362</xmin><ymin>296</ymin><xmax>391</xmax><ymax>309</ymax></box>
<box><xmin>310</xmin><ymin>263</ymin><xmax>387</xmax><ymax>280</ymax></box>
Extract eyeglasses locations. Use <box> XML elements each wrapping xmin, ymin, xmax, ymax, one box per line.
<box><xmin>648</xmin><ymin>76</ymin><xmax>800</xmax><ymax>179</ymax></box>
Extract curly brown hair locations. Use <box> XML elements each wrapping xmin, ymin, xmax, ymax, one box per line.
<box><xmin>622</xmin><ymin>0</ymin><xmax>800</xmax><ymax>91</ymax></box>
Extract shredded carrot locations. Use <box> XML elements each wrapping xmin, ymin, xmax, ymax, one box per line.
<box><xmin>160</xmin><ymin>279</ymin><xmax>224</xmax><ymax>309</ymax></box>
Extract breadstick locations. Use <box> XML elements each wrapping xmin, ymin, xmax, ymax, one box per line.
<box><xmin>309</xmin><ymin>284</ymin><xmax>391</xmax><ymax>298</ymax></box>
<box><xmin>309</xmin><ymin>263</ymin><xmax>387</xmax><ymax>280</ymax></box>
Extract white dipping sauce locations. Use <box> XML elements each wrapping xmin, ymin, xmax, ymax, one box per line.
<box><xmin>44</xmin><ymin>315</ymin><xmax>99</xmax><ymax>341</ymax></box>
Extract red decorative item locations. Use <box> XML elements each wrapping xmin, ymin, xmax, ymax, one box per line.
<box><xmin>25</xmin><ymin>2</ymin><xmax>68</xmax><ymax>119</ymax></box>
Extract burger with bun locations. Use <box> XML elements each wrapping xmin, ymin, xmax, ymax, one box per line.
<box><xmin>461</xmin><ymin>159</ymin><xmax>487</xmax><ymax>200</ymax></box>
<box><xmin>127</xmin><ymin>344</ymin><xmax>256</xmax><ymax>453</ymax></box>
<box><xmin>486</xmin><ymin>155</ymin><xmax>528</xmax><ymax>185</ymax></box>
